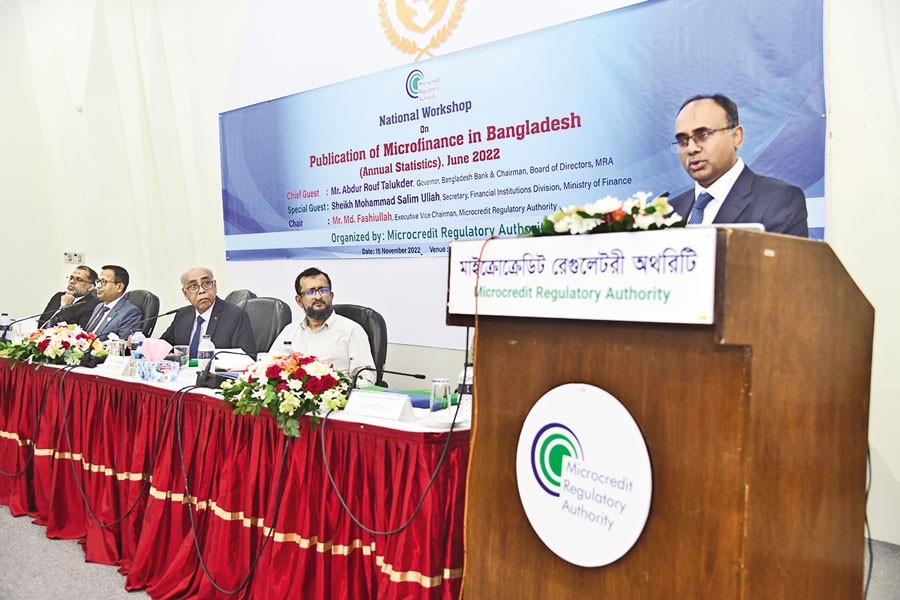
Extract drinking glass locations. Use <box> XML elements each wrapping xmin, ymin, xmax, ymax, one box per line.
<box><xmin>173</xmin><ymin>345</ymin><xmax>190</xmax><ymax>367</ymax></box>
<box><xmin>429</xmin><ymin>378</ymin><xmax>451</xmax><ymax>420</ymax></box>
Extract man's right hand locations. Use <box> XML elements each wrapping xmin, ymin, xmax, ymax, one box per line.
<box><xmin>60</xmin><ymin>293</ymin><xmax>76</xmax><ymax>306</ymax></box>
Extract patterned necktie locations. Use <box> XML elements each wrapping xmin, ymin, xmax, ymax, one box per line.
<box><xmin>688</xmin><ymin>192</ymin><xmax>715</xmax><ymax>225</ymax></box>
<box><xmin>189</xmin><ymin>315</ymin><xmax>205</xmax><ymax>358</ymax></box>
<box><xmin>86</xmin><ymin>305</ymin><xmax>110</xmax><ymax>333</ymax></box>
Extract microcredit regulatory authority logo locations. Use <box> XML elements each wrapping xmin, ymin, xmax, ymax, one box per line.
<box><xmin>531</xmin><ymin>423</ymin><xmax>584</xmax><ymax>497</ymax></box>
<box><xmin>406</xmin><ymin>69</ymin><xmax>423</xmax><ymax>98</ymax></box>
<box><xmin>516</xmin><ymin>383</ymin><xmax>653</xmax><ymax>567</ymax></box>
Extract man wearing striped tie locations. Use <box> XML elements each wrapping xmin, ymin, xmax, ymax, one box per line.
<box><xmin>84</xmin><ymin>265</ymin><xmax>143</xmax><ymax>341</ymax></box>
<box><xmin>669</xmin><ymin>94</ymin><xmax>808</xmax><ymax>238</ymax></box>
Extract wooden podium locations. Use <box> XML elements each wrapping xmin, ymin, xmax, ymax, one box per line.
<box><xmin>449</xmin><ymin>229</ymin><xmax>873</xmax><ymax>598</ymax></box>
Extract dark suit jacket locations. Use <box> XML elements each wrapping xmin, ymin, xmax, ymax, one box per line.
<box><xmin>160</xmin><ymin>298</ymin><xmax>257</xmax><ymax>359</ymax></box>
<box><xmin>38</xmin><ymin>292</ymin><xmax>101</xmax><ymax>329</ymax></box>
<box><xmin>670</xmin><ymin>166</ymin><xmax>808</xmax><ymax>238</ymax></box>
<box><xmin>87</xmin><ymin>297</ymin><xmax>143</xmax><ymax>341</ymax></box>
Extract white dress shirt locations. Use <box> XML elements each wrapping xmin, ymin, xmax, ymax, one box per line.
<box><xmin>692</xmin><ymin>157</ymin><xmax>745</xmax><ymax>224</ymax></box>
<box><xmin>270</xmin><ymin>311</ymin><xmax>376</xmax><ymax>385</ymax></box>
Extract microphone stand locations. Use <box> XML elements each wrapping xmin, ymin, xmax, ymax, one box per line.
<box><xmin>351</xmin><ymin>366</ymin><xmax>426</xmax><ymax>390</ymax></box>
<box><xmin>195</xmin><ymin>349</ymin><xmax>249</xmax><ymax>389</ymax></box>
<box><xmin>1</xmin><ymin>310</ymin><xmax>63</xmax><ymax>342</ymax></box>
<box><xmin>9</xmin><ymin>311</ymin><xmax>53</xmax><ymax>327</ymax></box>
<box><xmin>125</xmin><ymin>306</ymin><xmax>182</xmax><ymax>338</ymax></box>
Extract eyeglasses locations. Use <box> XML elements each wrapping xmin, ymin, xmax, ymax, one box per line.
<box><xmin>300</xmin><ymin>287</ymin><xmax>331</xmax><ymax>297</ymax></box>
<box><xmin>67</xmin><ymin>275</ymin><xmax>91</xmax><ymax>285</ymax></box>
<box><xmin>184</xmin><ymin>280</ymin><xmax>216</xmax><ymax>294</ymax></box>
<box><xmin>95</xmin><ymin>279</ymin><xmax>121</xmax><ymax>287</ymax></box>
<box><xmin>671</xmin><ymin>127</ymin><xmax>734</xmax><ymax>151</ymax></box>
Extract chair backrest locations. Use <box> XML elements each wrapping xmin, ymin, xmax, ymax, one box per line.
<box><xmin>243</xmin><ymin>296</ymin><xmax>292</xmax><ymax>354</ymax></box>
<box><xmin>332</xmin><ymin>304</ymin><xmax>388</xmax><ymax>387</ymax></box>
<box><xmin>224</xmin><ymin>288</ymin><xmax>257</xmax><ymax>308</ymax></box>
<box><xmin>123</xmin><ymin>289</ymin><xmax>160</xmax><ymax>336</ymax></box>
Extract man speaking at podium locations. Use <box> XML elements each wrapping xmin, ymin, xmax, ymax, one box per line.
<box><xmin>160</xmin><ymin>267</ymin><xmax>257</xmax><ymax>359</ymax></box>
<box><xmin>669</xmin><ymin>94</ymin><xmax>808</xmax><ymax>237</ymax></box>
<box><xmin>270</xmin><ymin>267</ymin><xmax>376</xmax><ymax>386</ymax></box>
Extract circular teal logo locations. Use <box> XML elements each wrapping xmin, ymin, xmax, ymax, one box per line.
<box><xmin>406</xmin><ymin>69</ymin><xmax>423</xmax><ymax>98</ymax></box>
<box><xmin>531</xmin><ymin>423</ymin><xmax>583</xmax><ymax>496</ymax></box>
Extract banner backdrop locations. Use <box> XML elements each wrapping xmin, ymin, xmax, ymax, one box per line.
<box><xmin>220</xmin><ymin>0</ymin><xmax>825</xmax><ymax>260</ymax></box>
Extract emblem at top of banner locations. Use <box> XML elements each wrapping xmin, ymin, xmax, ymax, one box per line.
<box><xmin>379</xmin><ymin>0</ymin><xmax>467</xmax><ymax>61</ymax></box>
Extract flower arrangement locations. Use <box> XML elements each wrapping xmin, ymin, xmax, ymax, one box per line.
<box><xmin>220</xmin><ymin>352</ymin><xmax>350</xmax><ymax>438</ymax></box>
<box><xmin>0</xmin><ymin>324</ymin><xmax>107</xmax><ymax>366</ymax></box>
<box><xmin>525</xmin><ymin>192</ymin><xmax>685</xmax><ymax>236</ymax></box>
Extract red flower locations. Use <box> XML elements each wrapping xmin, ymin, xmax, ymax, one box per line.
<box><xmin>305</xmin><ymin>377</ymin><xmax>325</xmax><ymax>395</ymax></box>
<box><xmin>609</xmin><ymin>208</ymin><xmax>627</xmax><ymax>222</ymax></box>
<box><xmin>319</xmin><ymin>373</ymin><xmax>338</xmax><ymax>390</ymax></box>
<box><xmin>37</xmin><ymin>339</ymin><xmax>50</xmax><ymax>352</ymax></box>
<box><xmin>61</xmin><ymin>341</ymin><xmax>71</xmax><ymax>349</ymax></box>
<box><xmin>265</xmin><ymin>364</ymin><xmax>283</xmax><ymax>379</ymax></box>
<box><xmin>276</xmin><ymin>382</ymin><xmax>289</xmax><ymax>394</ymax></box>
<box><xmin>298</xmin><ymin>356</ymin><xmax>316</xmax><ymax>366</ymax></box>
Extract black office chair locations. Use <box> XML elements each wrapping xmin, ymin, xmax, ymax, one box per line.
<box><xmin>123</xmin><ymin>289</ymin><xmax>160</xmax><ymax>336</ymax></box>
<box><xmin>224</xmin><ymin>288</ymin><xmax>257</xmax><ymax>308</ymax></box>
<box><xmin>333</xmin><ymin>304</ymin><xmax>388</xmax><ymax>387</ymax></box>
<box><xmin>243</xmin><ymin>296</ymin><xmax>292</xmax><ymax>354</ymax></box>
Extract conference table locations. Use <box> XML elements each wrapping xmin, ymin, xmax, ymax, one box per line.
<box><xmin>0</xmin><ymin>358</ymin><xmax>468</xmax><ymax>599</ymax></box>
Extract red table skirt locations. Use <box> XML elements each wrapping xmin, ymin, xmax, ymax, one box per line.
<box><xmin>0</xmin><ymin>359</ymin><xmax>468</xmax><ymax>599</ymax></box>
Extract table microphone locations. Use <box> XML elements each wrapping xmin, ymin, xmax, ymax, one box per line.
<box><xmin>10</xmin><ymin>310</ymin><xmax>55</xmax><ymax>326</ymax></box>
<box><xmin>127</xmin><ymin>306</ymin><xmax>182</xmax><ymax>333</ymax></box>
<box><xmin>351</xmin><ymin>366</ymin><xmax>426</xmax><ymax>390</ymax></box>
<box><xmin>196</xmin><ymin>349</ymin><xmax>248</xmax><ymax>389</ymax></box>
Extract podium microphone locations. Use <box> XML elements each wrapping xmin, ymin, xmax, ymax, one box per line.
<box><xmin>196</xmin><ymin>349</ymin><xmax>247</xmax><ymax>389</ymax></box>
<box><xmin>351</xmin><ymin>366</ymin><xmax>426</xmax><ymax>389</ymax></box>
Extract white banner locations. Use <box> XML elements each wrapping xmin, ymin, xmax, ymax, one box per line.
<box><xmin>447</xmin><ymin>228</ymin><xmax>717</xmax><ymax>325</ymax></box>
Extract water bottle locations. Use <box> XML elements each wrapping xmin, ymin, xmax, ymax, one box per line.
<box><xmin>279</xmin><ymin>339</ymin><xmax>293</xmax><ymax>356</ymax></box>
<box><xmin>456</xmin><ymin>363</ymin><xmax>473</xmax><ymax>422</ymax></box>
<box><xmin>0</xmin><ymin>313</ymin><xmax>11</xmax><ymax>342</ymax></box>
<box><xmin>197</xmin><ymin>335</ymin><xmax>215</xmax><ymax>371</ymax></box>
<box><xmin>130</xmin><ymin>331</ymin><xmax>146</xmax><ymax>358</ymax></box>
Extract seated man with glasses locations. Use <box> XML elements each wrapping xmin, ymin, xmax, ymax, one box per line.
<box><xmin>270</xmin><ymin>267</ymin><xmax>376</xmax><ymax>385</ymax></box>
<box><xmin>38</xmin><ymin>266</ymin><xmax>102</xmax><ymax>329</ymax></box>
<box><xmin>669</xmin><ymin>94</ymin><xmax>808</xmax><ymax>237</ymax></box>
<box><xmin>84</xmin><ymin>265</ymin><xmax>143</xmax><ymax>341</ymax></box>
<box><xmin>159</xmin><ymin>266</ymin><xmax>257</xmax><ymax>359</ymax></box>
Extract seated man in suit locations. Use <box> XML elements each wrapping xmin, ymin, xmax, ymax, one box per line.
<box><xmin>159</xmin><ymin>267</ymin><xmax>257</xmax><ymax>359</ymax></box>
<box><xmin>270</xmin><ymin>267</ymin><xmax>376</xmax><ymax>385</ymax></box>
<box><xmin>38</xmin><ymin>266</ymin><xmax>101</xmax><ymax>329</ymax></box>
<box><xmin>85</xmin><ymin>265</ymin><xmax>143</xmax><ymax>341</ymax></box>
<box><xmin>669</xmin><ymin>94</ymin><xmax>808</xmax><ymax>237</ymax></box>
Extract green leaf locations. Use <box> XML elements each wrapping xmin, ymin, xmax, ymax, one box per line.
<box><xmin>282</xmin><ymin>417</ymin><xmax>300</xmax><ymax>438</ymax></box>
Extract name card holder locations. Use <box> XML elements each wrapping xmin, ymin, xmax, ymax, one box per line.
<box><xmin>95</xmin><ymin>355</ymin><xmax>131</xmax><ymax>377</ymax></box>
<box><xmin>344</xmin><ymin>389</ymin><xmax>417</xmax><ymax>421</ymax></box>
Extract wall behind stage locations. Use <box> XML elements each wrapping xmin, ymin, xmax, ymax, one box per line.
<box><xmin>0</xmin><ymin>0</ymin><xmax>898</xmax><ymax>544</ymax></box>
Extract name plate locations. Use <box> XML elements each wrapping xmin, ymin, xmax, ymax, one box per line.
<box><xmin>448</xmin><ymin>228</ymin><xmax>717</xmax><ymax>325</ymax></box>
<box><xmin>94</xmin><ymin>356</ymin><xmax>131</xmax><ymax>376</ymax></box>
<box><xmin>344</xmin><ymin>389</ymin><xmax>416</xmax><ymax>421</ymax></box>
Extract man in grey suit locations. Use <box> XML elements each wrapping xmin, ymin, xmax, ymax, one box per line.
<box><xmin>159</xmin><ymin>266</ymin><xmax>257</xmax><ymax>359</ymax></box>
<box><xmin>84</xmin><ymin>265</ymin><xmax>142</xmax><ymax>341</ymax></box>
<box><xmin>669</xmin><ymin>94</ymin><xmax>808</xmax><ymax>237</ymax></box>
